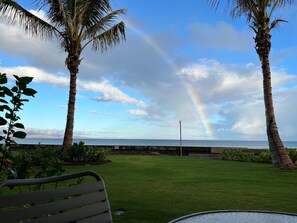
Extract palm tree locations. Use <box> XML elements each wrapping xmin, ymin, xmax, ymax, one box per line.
<box><xmin>209</xmin><ymin>0</ymin><xmax>295</xmax><ymax>169</ymax></box>
<box><xmin>0</xmin><ymin>0</ymin><xmax>126</xmax><ymax>153</ymax></box>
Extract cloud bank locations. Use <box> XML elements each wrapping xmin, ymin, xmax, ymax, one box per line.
<box><xmin>0</xmin><ymin>8</ymin><xmax>296</xmax><ymax>140</ymax></box>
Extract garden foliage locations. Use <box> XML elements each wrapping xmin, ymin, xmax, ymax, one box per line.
<box><xmin>0</xmin><ymin>73</ymin><xmax>37</xmax><ymax>178</ymax></box>
<box><xmin>64</xmin><ymin>141</ymin><xmax>112</xmax><ymax>163</ymax></box>
<box><xmin>221</xmin><ymin>149</ymin><xmax>297</xmax><ymax>165</ymax></box>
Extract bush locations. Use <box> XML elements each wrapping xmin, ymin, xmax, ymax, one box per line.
<box><xmin>287</xmin><ymin>149</ymin><xmax>297</xmax><ymax>164</ymax></box>
<box><xmin>6</xmin><ymin>151</ymin><xmax>34</xmax><ymax>179</ymax></box>
<box><xmin>64</xmin><ymin>141</ymin><xmax>111</xmax><ymax>163</ymax></box>
<box><xmin>257</xmin><ymin>150</ymin><xmax>272</xmax><ymax>163</ymax></box>
<box><xmin>0</xmin><ymin>147</ymin><xmax>65</xmax><ymax>180</ymax></box>
<box><xmin>221</xmin><ymin>149</ymin><xmax>254</xmax><ymax>162</ymax></box>
<box><xmin>64</xmin><ymin>141</ymin><xmax>85</xmax><ymax>162</ymax></box>
<box><xmin>29</xmin><ymin>146</ymin><xmax>64</xmax><ymax>178</ymax></box>
<box><xmin>30</xmin><ymin>146</ymin><xmax>61</xmax><ymax>165</ymax></box>
<box><xmin>219</xmin><ymin>148</ymin><xmax>297</xmax><ymax>165</ymax></box>
<box><xmin>0</xmin><ymin>73</ymin><xmax>37</xmax><ymax>177</ymax></box>
<box><xmin>221</xmin><ymin>149</ymin><xmax>272</xmax><ymax>164</ymax></box>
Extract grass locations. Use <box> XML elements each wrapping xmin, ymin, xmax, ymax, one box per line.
<box><xmin>65</xmin><ymin>155</ymin><xmax>297</xmax><ymax>223</ymax></box>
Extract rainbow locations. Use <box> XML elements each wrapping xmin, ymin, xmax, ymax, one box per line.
<box><xmin>125</xmin><ymin>20</ymin><xmax>215</xmax><ymax>139</ymax></box>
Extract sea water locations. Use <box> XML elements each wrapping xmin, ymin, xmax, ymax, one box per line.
<box><xmin>15</xmin><ymin>138</ymin><xmax>297</xmax><ymax>149</ymax></box>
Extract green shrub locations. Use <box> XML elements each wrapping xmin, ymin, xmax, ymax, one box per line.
<box><xmin>221</xmin><ymin>149</ymin><xmax>255</xmax><ymax>162</ymax></box>
<box><xmin>65</xmin><ymin>141</ymin><xmax>85</xmax><ymax>162</ymax></box>
<box><xmin>221</xmin><ymin>149</ymin><xmax>272</xmax><ymax>164</ymax></box>
<box><xmin>29</xmin><ymin>146</ymin><xmax>64</xmax><ymax>178</ymax></box>
<box><xmin>257</xmin><ymin>150</ymin><xmax>272</xmax><ymax>163</ymax></box>
<box><xmin>6</xmin><ymin>151</ymin><xmax>34</xmax><ymax>179</ymax></box>
<box><xmin>0</xmin><ymin>73</ymin><xmax>37</xmax><ymax>176</ymax></box>
<box><xmin>30</xmin><ymin>146</ymin><xmax>61</xmax><ymax>165</ymax></box>
<box><xmin>287</xmin><ymin>149</ymin><xmax>297</xmax><ymax>163</ymax></box>
<box><xmin>84</xmin><ymin>147</ymin><xmax>112</xmax><ymax>162</ymax></box>
<box><xmin>64</xmin><ymin>141</ymin><xmax>111</xmax><ymax>163</ymax></box>
<box><xmin>1</xmin><ymin>147</ymin><xmax>65</xmax><ymax>180</ymax></box>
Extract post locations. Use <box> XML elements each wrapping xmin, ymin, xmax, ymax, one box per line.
<box><xmin>179</xmin><ymin>120</ymin><xmax>182</xmax><ymax>157</ymax></box>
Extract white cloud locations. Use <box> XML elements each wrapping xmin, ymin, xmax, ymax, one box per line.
<box><xmin>126</xmin><ymin>109</ymin><xmax>148</xmax><ymax>116</ymax></box>
<box><xmin>178</xmin><ymin>59</ymin><xmax>297</xmax><ymax>139</ymax></box>
<box><xmin>1</xmin><ymin>66</ymin><xmax>68</xmax><ymax>87</ymax></box>
<box><xmin>24</xmin><ymin>127</ymin><xmax>113</xmax><ymax>139</ymax></box>
<box><xmin>0</xmin><ymin>66</ymin><xmax>146</xmax><ymax>108</ymax></box>
<box><xmin>179</xmin><ymin>63</ymin><xmax>211</xmax><ymax>80</ymax></box>
<box><xmin>90</xmin><ymin>80</ymin><xmax>147</xmax><ymax>108</ymax></box>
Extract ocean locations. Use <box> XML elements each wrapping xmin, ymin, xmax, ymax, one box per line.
<box><xmin>15</xmin><ymin>138</ymin><xmax>297</xmax><ymax>149</ymax></box>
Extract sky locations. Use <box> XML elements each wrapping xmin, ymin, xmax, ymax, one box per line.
<box><xmin>0</xmin><ymin>0</ymin><xmax>297</xmax><ymax>141</ymax></box>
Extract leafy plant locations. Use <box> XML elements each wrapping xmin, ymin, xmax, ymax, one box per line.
<box><xmin>221</xmin><ymin>149</ymin><xmax>272</xmax><ymax>164</ymax></box>
<box><xmin>65</xmin><ymin>141</ymin><xmax>86</xmax><ymax>162</ymax></box>
<box><xmin>6</xmin><ymin>151</ymin><xmax>34</xmax><ymax>179</ymax></box>
<box><xmin>64</xmin><ymin>141</ymin><xmax>111</xmax><ymax>163</ymax></box>
<box><xmin>0</xmin><ymin>73</ymin><xmax>37</xmax><ymax>175</ymax></box>
<box><xmin>257</xmin><ymin>151</ymin><xmax>272</xmax><ymax>164</ymax></box>
<box><xmin>84</xmin><ymin>147</ymin><xmax>112</xmax><ymax>162</ymax></box>
<box><xmin>30</xmin><ymin>146</ymin><xmax>64</xmax><ymax>178</ymax></box>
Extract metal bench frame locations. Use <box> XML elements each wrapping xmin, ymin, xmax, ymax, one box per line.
<box><xmin>0</xmin><ymin>171</ymin><xmax>112</xmax><ymax>223</ymax></box>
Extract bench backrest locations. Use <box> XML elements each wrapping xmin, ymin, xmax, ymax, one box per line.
<box><xmin>0</xmin><ymin>171</ymin><xmax>112</xmax><ymax>223</ymax></box>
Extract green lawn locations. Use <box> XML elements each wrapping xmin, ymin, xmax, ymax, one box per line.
<box><xmin>65</xmin><ymin>155</ymin><xmax>297</xmax><ymax>223</ymax></box>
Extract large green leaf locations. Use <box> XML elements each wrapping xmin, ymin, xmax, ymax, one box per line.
<box><xmin>5</xmin><ymin>113</ymin><xmax>12</xmax><ymax>119</ymax></box>
<box><xmin>13</xmin><ymin>75</ymin><xmax>20</xmax><ymax>82</ymax></box>
<box><xmin>0</xmin><ymin>99</ymin><xmax>8</xmax><ymax>104</ymax></box>
<box><xmin>2</xmin><ymin>86</ymin><xmax>13</xmax><ymax>97</ymax></box>
<box><xmin>13</xmin><ymin>123</ymin><xmax>25</xmax><ymax>129</ymax></box>
<box><xmin>13</xmin><ymin>131</ymin><xmax>27</xmax><ymax>139</ymax></box>
<box><xmin>23</xmin><ymin>88</ymin><xmax>37</xmax><ymax>97</ymax></box>
<box><xmin>0</xmin><ymin>74</ymin><xmax>8</xmax><ymax>84</ymax></box>
<box><xmin>18</xmin><ymin>76</ymin><xmax>34</xmax><ymax>90</ymax></box>
<box><xmin>20</xmin><ymin>76</ymin><xmax>34</xmax><ymax>84</ymax></box>
<box><xmin>18</xmin><ymin>81</ymin><xmax>27</xmax><ymax>91</ymax></box>
<box><xmin>11</xmin><ymin>86</ymin><xmax>18</xmax><ymax>93</ymax></box>
<box><xmin>2</xmin><ymin>105</ymin><xmax>13</xmax><ymax>113</ymax></box>
<box><xmin>0</xmin><ymin>117</ymin><xmax>7</xmax><ymax>125</ymax></box>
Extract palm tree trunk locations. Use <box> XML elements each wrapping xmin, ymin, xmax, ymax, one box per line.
<box><xmin>62</xmin><ymin>53</ymin><xmax>80</xmax><ymax>154</ymax></box>
<box><xmin>256</xmin><ymin>18</ymin><xmax>295</xmax><ymax>169</ymax></box>
<box><xmin>261</xmin><ymin>54</ymin><xmax>295</xmax><ymax>169</ymax></box>
<box><xmin>62</xmin><ymin>72</ymin><xmax>77</xmax><ymax>151</ymax></box>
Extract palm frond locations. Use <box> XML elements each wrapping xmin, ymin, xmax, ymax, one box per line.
<box><xmin>80</xmin><ymin>0</ymin><xmax>112</xmax><ymax>20</ymax></box>
<box><xmin>82</xmin><ymin>21</ymin><xmax>125</xmax><ymax>52</ymax></box>
<box><xmin>270</xmin><ymin>18</ymin><xmax>287</xmax><ymax>29</ymax></box>
<box><xmin>0</xmin><ymin>0</ymin><xmax>58</xmax><ymax>39</ymax></box>
<box><xmin>82</xmin><ymin>9</ymin><xmax>126</xmax><ymax>40</ymax></box>
<box><xmin>208</xmin><ymin>0</ymin><xmax>294</xmax><ymax>24</ymax></box>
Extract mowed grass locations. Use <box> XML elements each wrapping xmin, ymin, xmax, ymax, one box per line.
<box><xmin>66</xmin><ymin>155</ymin><xmax>297</xmax><ymax>223</ymax></box>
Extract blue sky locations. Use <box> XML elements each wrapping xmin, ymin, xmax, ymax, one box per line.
<box><xmin>0</xmin><ymin>0</ymin><xmax>297</xmax><ymax>140</ymax></box>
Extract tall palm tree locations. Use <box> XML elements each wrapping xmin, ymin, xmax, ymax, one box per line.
<box><xmin>0</xmin><ymin>0</ymin><xmax>126</xmax><ymax>153</ymax></box>
<box><xmin>209</xmin><ymin>0</ymin><xmax>295</xmax><ymax>169</ymax></box>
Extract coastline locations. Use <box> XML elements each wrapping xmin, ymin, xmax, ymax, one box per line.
<box><xmin>14</xmin><ymin>138</ymin><xmax>297</xmax><ymax>149</ymax></box>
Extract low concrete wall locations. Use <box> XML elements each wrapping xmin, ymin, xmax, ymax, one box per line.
<box><xmin>10</xmin><ymin>144</ymin><xmax>267</xmax><ymax>158</ymax></box>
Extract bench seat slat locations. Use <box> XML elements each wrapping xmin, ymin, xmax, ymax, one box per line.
<box><xmin>0</xmin><ymin>181</ymin><xmax>104</xmax><ymax>208</ymax></box>
<box><xmin>0</xmin><ymin>191</ymin><xmax>109</xmax><ymax>222</ymax></box>
<box><xmin>77</xmin><ymin>211</ymin><xmax>112</xmax><ymax>223</ymax></box>
<box><xmin>28</xmin><ymin>202</ymin><xmax>111</xmax><ymax>223</ymax></box>
<box><xmin>0</xmin><ymin>171</ymin><xmax>112</xmax><ymax>223</ymax></box>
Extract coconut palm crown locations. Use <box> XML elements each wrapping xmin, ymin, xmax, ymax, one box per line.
<box><xmin>209</xmin><ymin>0</ymin><xmax>295</xmax><ymax>169</ymax></box>
<box><xmin>0</xmin><ymin>0</ymin><xmax>126</xmax><ymax>152</ymax></box>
